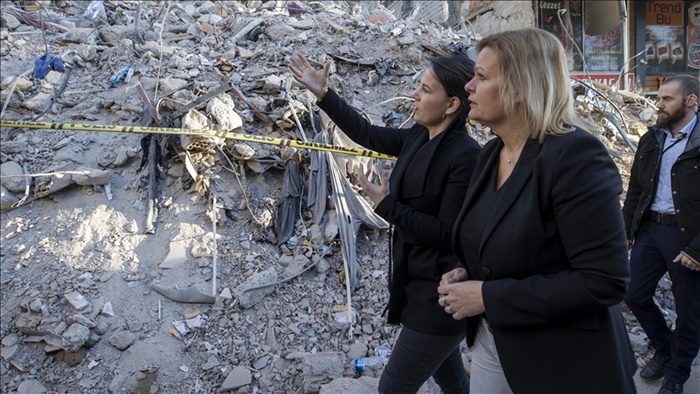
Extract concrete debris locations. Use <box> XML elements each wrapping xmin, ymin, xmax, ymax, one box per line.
<box><xmin>71</xmin><ymin>167</ymin><xmax>111</xmax><ymax>186</ymax></box>
<box><xmin>61</xmin><ymin>323</ymin><xmax>90</xmax><ymax>352</ymax></box>
<box><xmin>220</xmin><ymin>365</ymin><xmax>252</xmax><ymax>392</ymax></box>
<box><xmin>1</xmin><ymin>333</ymin><xmax>19</xmax><ymax>347</ymax></box>
<box><xmin>107</xmin><ymin>330</ymin><xmax>136</xmax><ymax>351</ymax></box>
<box><xmin>68</xmin><ymin>314</ymin><xmax>96</xmax><ymax>329</ymax></box>
<box><xmin>0</xmin><ymin>161</ymin><xmax>25</xmax><ymax>192</ymax></box>
<box><xmin>100</xmin><ymin>301</ymin><xmax>114</xmax><ymax>317</ymax></box>
<box><xmin>201</xmin><ymin>356</ymin><xmax>219</xmax><ymax>371</ymax></box>
<box><xmin>302</xmin><ymin>352</ymin><xmax>347</xmax><ymax>393</ymax></box>
<box><xmin>64</xmin><ymin>291</ymin><xmax>90</xmax><ymax>311</ymax></box>
<box><xmin>235</xmin><ymin>267</ymin><xmax>278</xmax><ymax>308</ymax></box>
<box><xmin>16</xmin><ymin>379</ymin><xmax>47</xmax><ymax>394</ymax></box>
<box><xmin>1</xmin><ymin>345</ymin><xmax>18</xmax><ymax>361</ymax></box>
<box><xmin>160</xmin><ymin>240</ymin><xmax>189</xmax><ymax>269</ymax></box>
<box><xmin>320</xmin><ymin>376</ymin><xmax>379</xmax><ymax>394</ymax></box>
<box><xmin>219</xmin><ymin>287</ymin><xmax>232</xmax><ymax>300</ymax></box>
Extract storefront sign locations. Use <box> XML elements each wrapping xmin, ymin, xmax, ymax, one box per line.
<box><xmin>646</xmin><ymin>1</ymin><xmax>685</xmax><ymax>26</ymax></box>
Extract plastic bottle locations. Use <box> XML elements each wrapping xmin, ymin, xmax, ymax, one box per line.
<box><xmin>352</xmin><ymin>356</ymin><xmax>383</xmax><ymax>373</ymax></box>
<box><xmin>374</xmin><ymin>344</ymin><xmax>392</xmax><ymax>365</ymax></box>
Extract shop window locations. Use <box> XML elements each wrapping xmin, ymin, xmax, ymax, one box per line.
<box><xmin>538</xmin><ymin>1</ymin><xmax>626</xmax><ymax>84</ymax></box>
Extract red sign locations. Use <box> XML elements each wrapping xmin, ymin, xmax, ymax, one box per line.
<box><xmin>571</xmin><ymin>73</ymin><xmax>635</xmax><ymax>90</ymax></box>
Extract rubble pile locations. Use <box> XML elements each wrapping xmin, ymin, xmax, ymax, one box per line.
<box><xmin>0</xmin><ymin>1</ymin><xmax>672</xmax><ymax>393</ymax></box>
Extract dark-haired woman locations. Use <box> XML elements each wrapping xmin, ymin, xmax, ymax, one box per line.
<box><xmin>290</xmin><ymin>53</ymin><xmax>480</xmax><ymax>393</ymax></box>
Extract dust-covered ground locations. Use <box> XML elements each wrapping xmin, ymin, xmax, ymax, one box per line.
<box><xmin>0</xmin><ymin>2</ymin><xmax>451</xmax><ymax>393</ymax></box>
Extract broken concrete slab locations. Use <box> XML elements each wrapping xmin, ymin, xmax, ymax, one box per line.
<box><xmin>206</xmin><ymin>94</ymin><xmax>243</xmax><ymax>131</ymax></box>
<box><xmin>320</xmin><ymin>376</ymin><xmax>379</xmax><ymax>394</ymax></box>
<box><xmin>302</xmin><ymin>352</ymin><xmax>346</xmax><ymax>393</ymax></box>
<box><xmin>72</xmin><ymin>167</ymin><xmax>111</xmax><ymax>186</ymax></box>
<box><xmin>1</xmin><ymin>333</ymin><xmax>19</xmax><ymax>347</ymax></box>
<box><xmin>1</xmin><ymin>345</ymin><xmax>18</xmax><ymax>361</ymax></box>
<box><xmin>61</xmin><ymin>323</ymin><xmax>90</xmax><ymax>352</ymax></box>
<box><xmin>0</xmin><ymin>161</ymin><xmax>26</xmax><ymax>193</ymax></box>
<box><xmin>220</xmin><ymin>365</ymin><xmax>252</xmax><ymax>391</ymax></box>
<box><xmin>160</xmin><ymin>240</ymin><xmax>189</xmax><ymax>269</ymax></box>
<box><xmin>235</xmin><ymin>268</ymin><xmax>278</xmax><ymax>308</ymax></box>
<box><xmin>16</xmin><ymin>379</ymin><xmax>47</xmax><ymax>394</ymax></box>
<box><xmin>108</xmin><ymin>330</ymin><xmax>136</xmax><ymax>351</ymax></box>
<box><xmin>219</xmin><ymin>287</ymin><xmax>232</xmax><ymax>299</ymax></box>
<box><xmin>64</xmin><ymin>291</ymin><xmax>90</xmax><ymax>311</ymax></box>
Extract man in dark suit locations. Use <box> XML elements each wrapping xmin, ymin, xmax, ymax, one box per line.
<box><xmin>623</xmin><ymin>75</ymin><xmax>700</xmax><ymax>394</ymax></box>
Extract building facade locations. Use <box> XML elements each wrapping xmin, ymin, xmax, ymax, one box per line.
<box><xmin>515</xmin><ymin>1</ymin><xmax>696</xmax><ymax>92</ymax></box>
<box><xmin>372</xmin><ymin>1</ymin><xmax>698</xmax><ymax>92</ymax></box>
<box><xmin>634</xmin><ymin>1</ymin><xmax>699</xmax><ymax>91</ymax></box>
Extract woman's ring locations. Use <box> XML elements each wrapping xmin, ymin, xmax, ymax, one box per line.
<box><xmin>446</xmin><ymin>305</ymin><xmax>452</xmax><ymax>314</ymax></box>
<box><xmin>440</xmin><ymin>295</ymin><xmax>446</xmax><ymax>306</ymax></box>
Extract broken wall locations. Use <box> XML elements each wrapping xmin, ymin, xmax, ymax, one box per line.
<box><xmin>463</xmin><ymin>0</ymin><xmax>535</xmax><ymax>37</ymax></box>
<box><xmin>382</xmin><ymin>1</ymin><xmax>449</xmax><ymax>24</ymax></box>
<box><xmin>349</xmin><ymin>1</ymin><xmax>535</xmax><ymax>32</ymax></box>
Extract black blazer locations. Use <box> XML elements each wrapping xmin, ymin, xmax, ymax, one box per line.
<box><xmin>319</xmin><ymin>89</ymin><xmax>480</xmax><ymax>335</ymax></box>
<box><xmin>452</xmin><ymin>128</ymin><xmax>637</xmax><ymax>393</ymax></box>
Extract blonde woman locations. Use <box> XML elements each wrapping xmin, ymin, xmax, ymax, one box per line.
<box><xmin>437</xmin><ymin>28</ymin><xmax>637</xmax><ymax>393</ymax></box>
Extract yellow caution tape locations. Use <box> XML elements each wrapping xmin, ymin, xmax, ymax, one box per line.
<box><xmin>0</xmin><ymin>120</ymin><xmax>397</xmax><ymax>160</ymax></box>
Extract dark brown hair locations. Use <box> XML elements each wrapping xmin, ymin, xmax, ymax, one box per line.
<box><xmin>429</xmin><ymin>54</ymin><xmax>475</xmax><ymax>126</ymax></box>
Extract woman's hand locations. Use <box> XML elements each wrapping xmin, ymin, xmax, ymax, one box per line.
<box><xmin>438</xmin><ymin>279</ymin><xmax>485</xmax><ymax>320</ymax></box>
<box><xmin>288</xmin><ymin>53</ymin><xmax>331</xmax><ymax>100</ymax></box>
<box><xmin>355</xmin><ymin>165</ymin><xmax>390</xmax><ymax>206</ymax></box>
<box><xmin>440</xmin><ymin>267</ymin><xmax>468</xmax><ymax>287</ymax></box>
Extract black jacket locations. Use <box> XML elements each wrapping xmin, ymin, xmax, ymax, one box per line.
<box><xmin>318</xmin><ymin>89</ymin><xmax>480</xmax><ymax>335</ymax></box>
<box><xmin>453</xmin><ymin>129</ymin><xmax>636</xmax><ymax>393</ymax></box>
<box><xmin>622</xmin><ymin>113</ymin><xmax>700</xmax><ymax>262</ymax></box>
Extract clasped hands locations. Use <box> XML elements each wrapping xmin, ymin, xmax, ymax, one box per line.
<box><xmin>437</xmin><ymin>268</ymin><xmax>485</xmax><ymax>320</ymax></box>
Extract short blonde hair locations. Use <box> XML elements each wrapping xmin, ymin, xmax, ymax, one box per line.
<box><xmin>477</xmin><ymin>28</ymin><xmax>584</xmax><ymax>142</ymax></box>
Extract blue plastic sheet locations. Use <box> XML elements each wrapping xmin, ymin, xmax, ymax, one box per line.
<box><xmin>32</xmin><ymin>54</ymin><xmax>65</xmax><ymax>79</ymax></box>
<box><xmin>108</xmin><ymin>67</ymin><xmax>134</xmax><ymax>86</ymax></box>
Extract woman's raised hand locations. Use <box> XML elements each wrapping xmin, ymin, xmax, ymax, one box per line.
<box><xmin>355</xmin><ymin>165</ymin><xmax>390</xmax><ymax>206</ymax></box>
<box><xmin>288</xmin><ymin>53</ymin><xmax>332</xmax><ymax>100</ymax></box>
